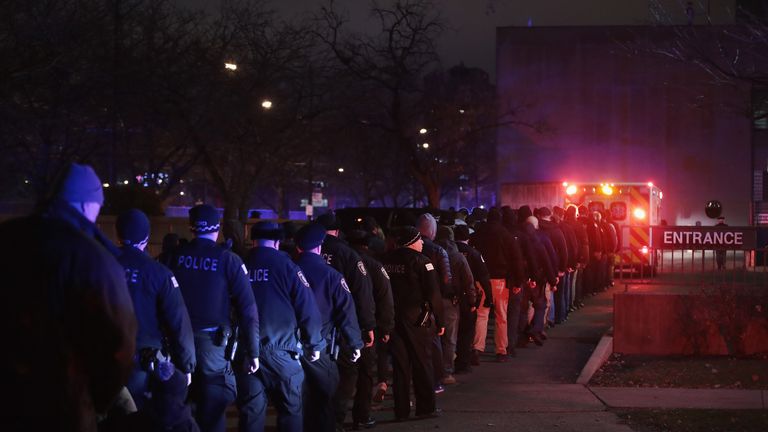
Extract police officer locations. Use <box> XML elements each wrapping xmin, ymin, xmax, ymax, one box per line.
<box><xmin>382</xmin><ymin>227</ymin><xmax>444</xmax><ymax>421</ymax></box>
<box><xmin>294</xmin><ymin>223</ymin><xmax>364</xmax><ymax>432</ymax></box>
<box><xmin>314</xmin><ymin>213</ymin><xmax>376</xmax><ymax>430</ymax></box>
<box><xmin>170</xmin><ymin>204</ymin><xmax>260</xmax><ymax>432</ymax></box>
<box><xmin>115</xmin><ymin>208</ymin><xmax>196</xmax><ymax>409</ymax></box>
<box><xmin>0</xmin><ymin>163</ymin><xmax>136</xmax><ymax>432</ymax></box>
<box><xmin>239</xmin><ymin>221</ymin><xmax>324</xmax><ymax>432</ymax></box>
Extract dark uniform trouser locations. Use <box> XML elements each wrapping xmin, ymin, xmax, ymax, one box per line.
<box><xmin>192</xmin><ymin>331</ymin><xmax>236</xmax><ymax>432</ymax></box>
<box><xmin>390</xmin><ymin>322</ymin><xmax>435</xmax><ymax>419</ymax></box>
<box><xmin>352</xmin><ymin>345</ymin><xmax>376</xmax><ymax>424</ymax></box>
<box><xmin>454</xmin><ymin>301</ymin><xmax>477</xmax><ymax>371</ymax></box>
<box><xmin>431</xmin><ymin>334</ymin><xmax>444</xmax><ymax>384</ymax></box>
<box><xmin>301</xmin><ymin>353</ymin><xmax>339</xmax><ymax>432</ymax></box>
<box><xmin>236</xmin><ymin>350</ymin><xmax>304</xmax><ymax>432</ymax></box>
<box><xmin>505</xmin><ymin>285</ymin><xmax>523</xmax><ymax>350</ymax></box>
<box><xmin>375</xmin><ymin>332</ymin><xmax>390</xmax><ymax>384</ymax></box>
<box><xmin>333</xmin><ymin>344</ymin><xmax>358</xmax><ymax>426</ymax></box>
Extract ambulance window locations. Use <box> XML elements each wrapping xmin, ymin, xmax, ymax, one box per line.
<box><xmin>610</xmin><ymin>202</ymin><xmax>627</xmax><ymax>221</ymax></box>
<box><xmin>588</xmin><ymin>201</ymin><xmax>604</xmax><ymax>213</ymax></box>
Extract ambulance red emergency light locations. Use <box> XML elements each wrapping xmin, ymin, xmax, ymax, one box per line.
<box><xmin>563</xmin><ymin>181</ymin><xmax>663</xmax><ymax>273</ymax></box>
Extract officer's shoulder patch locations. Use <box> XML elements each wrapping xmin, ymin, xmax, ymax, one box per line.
<box><xmin>241</xmin><ymin>264</ymin><xmax>248</xmax><ymax>275</ymax></box>
<box><xmin>170</xmin><ymin>276</ymin><xmax>179</xmax><ymax>288</ymax></box>
<box><xmin>340</xmin><ymin>278</ymin><xmax>351</xmax><ymax>293</ymax></box>
<box><xmin>297</xmin><ymin>270</ymin><xmax>310</xmax><ymax>288</ymax></box>
<box><xmin>380</xmin><ymin>266</ymin><xmax>389</xmax><ymax>280</ymax></box>
<box><xmin>357</xmin><ymin>261</ymin><xmax>367</xmax><ymax>276</ymax></box>
<box><xmin>425</xmin><ymin>263</ymin><xmax>435</xmax><ymax>271</ymax></box>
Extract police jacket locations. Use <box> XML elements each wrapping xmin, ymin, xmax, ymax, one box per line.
<box><xmin>521</xmin><ymin>223</ymin><xmax>558</xmax><ymax>286</ymax></box>
<box><xmin>421</xmin><ymin>237</ymin><xmax>453</xmax><ymax>298</ymax></box>
<box><xmin>456</xmin><ymin>241</ymin><xmax>492</xmax><ymax>308</ymax></box>
<box><xmin>565</xmin><ymin>216</ymin><xmax>589</xmax><ymax>266</ymax></box>
<box><xmin>352</xmin><ymin>247</ymin><xmax>395</xmax><ymax>335</ymax></box>
<box><xmin>382</xmin><ymin>247</ymin><xmax>445</xmax><ymax>329</ymax></box>
<box><xmin>244</xmin><ymin>246</ymin><xmax>323</xmax><ymax>353</ymax></box>
<box><xmin>118</xmin><ymin>245</ymin><xmax>196</xmax><ymax>374</ymax></box>
<box><xmin>580</xmin><ymin>215</ymin><xmax>604</xmax><ymax>257</ymax></box>
<box><xmin>0</xmin><ymin>200</ymin><xmax>137</xmax><ymax>432</ymax></box>
<box><xmin>171</xmin><ymin>238</ymin><xmax>260</xmax><ymax>358</ymax></box>
<box><xmin>470</xmin><ymin>220</ymin><xmax>525</xmax><ymax>286</ymax></box>
<box><xmin>437</xmin><ymin>239</ymin><xmax>476</xmax><ymax>307</ymax></box>
<box><xmin>557</xmin><ymin>219</ymin><xmax>580</xmax><ymax>270</ymax></box>
<box><xmin>295</xmin><ymin>252</ymin><xmax>363</xmax><ymax>350</ymax></box>
<box><xmin>322</xmin><ymin>234</ymin><xmax>376</xmax><ymax>332</ymax></box>
<box><xmin>539</xmin><ymin>219</ymin><xmax>569</xmax><ymax>274</ymax></box>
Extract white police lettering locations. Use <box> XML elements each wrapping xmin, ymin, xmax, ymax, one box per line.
<box><xmin>170</xmin><ymin>276</ymin><xmax>179</xmax><ymax>288</ymax></box>
<box><xmin>250</xmin><ymin>268</ymin><xmax>269</xmax><ymax>282</ymax></box>
<box><xmin>124</xmin><ymin>268</ymin><xmax>139</xmax><ymax>284</ymax></box>
<box><xmin>357</xmin><ymin>261</ymin><xmax>367</xmax><ymax>276</ymax></box>
<box><xmin>176</xmin><ymin>255</ymin><xmax>219</xmax><ymax>271</ymax></box>
<box><xmin>340</xmin><ymin>278</ymin><xmax>351</xmax><ymax>293</ymax></box>
<box><xmin>381</xmin><ymin>266</ymin><xmax>390</xmax><ymax>280</ymax></box>
<box><xmin>663</xmin><ymin>231</ymin><xmax>744</xmax><ymax>246</ymax></box>
<box><xmin>297</xmin><ymin>271</ymin><xmax>310</xmax><ymax>288</ymax></box>
<box><xmin>241</xmin><ymin>264</ymin><xmax>248</xmax><ymax>275</ymax></box>
<box><xmin>322</xmin><ymin>253</ymin><xmax>333</xmax><ymax>265</ymax></box>
<box><xmin>425</xmin><ymin>263</ymin><xmax>435</xmax><ymax>271</ymax></box>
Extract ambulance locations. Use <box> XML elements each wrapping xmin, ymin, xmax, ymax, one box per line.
<box><xmin>563</xmin><ymin>181</ymin><xmax>663</xmax><ymax>275</ymax></box>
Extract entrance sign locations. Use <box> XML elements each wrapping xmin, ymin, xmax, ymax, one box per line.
<box><xmin>651</xmin><ymin>226</ymin><xmax>757</xmax><ymax>250</ymax></box>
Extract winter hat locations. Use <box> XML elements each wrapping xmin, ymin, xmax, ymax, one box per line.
<box><xmin>57</xmin><ymin>163</ymin><xmax>104</xmax><ymax>205</ymax></box>
<box><xmin>435</xmin><ymin>225</ymin><xmax>454</xmax><ymax>243</ymax></box>
<box><xmin>395</xmin><ymin>226</ymin><xmax>421</xmax><ymax>247</ymax></box>
<box><xmin>345</xmin><ymin>229</ymin><xmax>371</xmax><ymax>247</ymax></box>
<box><xmin>250</xmin><ymin>221</ymin><xmax>284</xmax><ymax>241</ymax></box>
<box><xmin>416</xmin><ymin>213</ymin><xmax>437</xmax><ymax>240</ymax></box>
<box><xmin>116</xmin><ymin>208</ymin><xmax>150</xmax><ymax>245</ymax></box>
<box><xmin>295</xmin><ymin>223</ymin><xmax>326</xmax><ymax>250</ymax></box>
<box><xmin>316</xmin><ymin>212</ymin><xmax>341</xmax><ymax>230</ymax></box>
<box><xmin>454</xmin><ymin>225</ymin><xmax>471</xmax><ymax>241</ymax></box>
<box><xmin>518</xmin><ymin>205</ymin><xmax>533</xmax><ymax>222</ymax></box>
<box><xmin>189</xmin><ymin>204</ymin><xmax>220</xmax><ymax>233</ymax></box>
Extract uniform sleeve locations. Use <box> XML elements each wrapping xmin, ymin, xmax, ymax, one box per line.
<box><xmin>471</xmin><ymin>251</ymin><xmax>493</xmax><ymax>307</ymax></box>
<box><xmin>75</xmin><ymin>254</ymin><xmax>137</xmax><ymax>412</ymax></box>
<box><xmin>225</xmin><ymin>252</ymin><xmax>260</xmax><ymax>358</ymax></box>
<box><xmin>420</xmin><ymin>258</ymin><xmax>444</xmax><ymax>329</ymax></box>
<box><xmin>456</xmin><ymin>254</ymin><xmax>475</xmax><ymax>307</ymax></box>
<box><xmin>332</xmin><ymin>275</ymin><xmax>363</xmax><ymax>349</ymax></box>
<box><xmin>344</xmin><ymin>249</ymin><xmax>377</xmax><ymax>332</ymax></box>
<box><xmin>157</xmin><ymin>270</ymin><xmax>196</xmax><ymax>373</ymax></box>
<box><xmin>372</xmin><ymin>263</ymin><xmax>395</xmax><ymax>334</ymax></box>
<box><xmin>289</xmin><ymin>265</ymin><xmax>325</xmax><ymax>352</ymax></box>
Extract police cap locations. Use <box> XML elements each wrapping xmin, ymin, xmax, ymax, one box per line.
<box><xmin>394</xmin><ymin>226</ymin><xmax>421</xmax><ymax>247</ymax></box>
<box><xmin>116</xmin><ymin>208</ymin><xmax>150</xmax><ymax>245</ymax></box>
<box><xmin>189</xmin><ymin>204</ymin><xmax>220</xmax><ymax>233</ymax></box>
<box><xmin>251</xmin><ymin>221</ymin><xmax>285</xmax><ymax>240</ymax></box>
<box><xmin>295</xmin><ymin>222</ymin><xmax>326</xmax><ymax>250</ymax></box>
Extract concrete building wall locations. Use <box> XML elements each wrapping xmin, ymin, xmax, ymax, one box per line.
<box><xmin>496</xmin><ymin>26</ymin><xmax>753</xmax><ymax>225</ymax></box>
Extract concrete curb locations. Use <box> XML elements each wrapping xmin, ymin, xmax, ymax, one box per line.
<box><xmin>576</xmin><ymin>331</ymin><xmax>613</xmax><ymax>385</ymax></box>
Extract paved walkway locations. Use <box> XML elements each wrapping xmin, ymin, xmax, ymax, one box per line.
<box><xmin>234</xmin><ymin>283</ymin><xmax>767</xmax><ymax>431</ymax></box>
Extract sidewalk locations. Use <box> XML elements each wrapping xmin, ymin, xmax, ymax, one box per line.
<box><xmin>242</xmin><ymin>284</ymin><xmax>767</xmax><ymax>431</ymax></box>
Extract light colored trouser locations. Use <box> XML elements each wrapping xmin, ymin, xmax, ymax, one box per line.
<box><xmin>472</xmin><ymin>279</ymin><xmax>509</xmax><ymax>354</ymax></box>
<box><xmin>441</xmin><ymin>298</ymin><xmax>459</xmax><ymax>374</ymax></box>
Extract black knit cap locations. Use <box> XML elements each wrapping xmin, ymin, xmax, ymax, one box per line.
<box><xmin>345</xmin><ymin>229</ymin><xmax>371</xmax><ymax>247</ymax></box>
<box><xmin>394</xmin><ymin>226</ymin><xmax>421</xmax><ymax>247</ymax></box>
<box><xmin>454</xmin><ymin>225</ymin><xmax>471</xmax><ymax>241</ymax></box>
<box><xmin>116</xmin><ymin>208</ymin><xmax>150</xmax><ymax>245</ymax></box>
<box><xmin>316</xmin><ymin>212</ymin><xmax>340</xmax><ymax>230</ymax></box>
<box><xmin>189</xmin><ymin>204</ymin><xmax>220</xmax><ymax>233</ymax></box>
<box><xmin>295</xmin><ymin>223</ymin><xmax>326</xmax><ymax>250</ymax></box>
<box><xmin>251</xmin><ymin>221</ymin><xmax>285</xmax><ymax>240</ymax></box>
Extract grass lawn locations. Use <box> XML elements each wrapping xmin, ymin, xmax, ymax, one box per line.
<box><xmin>590</xmin><ymin>353</ymin><xmax>768</xmax><ymax>389</ymax></box>
<box><xmin>615</xmin><ymin>409</ymin><xmax>768</xmax><ymax>432</ymax></box>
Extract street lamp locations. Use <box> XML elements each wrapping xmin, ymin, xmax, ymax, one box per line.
<box><xmin>224</xmin><ymin>62</ymin><xmax>238</xmax><ymax>71</ymax></box>
<box><xmin>338</xmin><ymin>167</ymin><xmax>344</xmax><ymax>173</ymax></box>
<box><xmin>422</xmin><ymin>142</ymin><xmax>430</xmax><ymax>149</ymax></box>
<box><xmin>419</xmin><ymin>128</ymin><xmax>428</xmax><ymax>134</ymax></box>
<box><xmin>261</xmin><ymin>99</ymin><xmax>273</xmax><ymax>109</ymax></box>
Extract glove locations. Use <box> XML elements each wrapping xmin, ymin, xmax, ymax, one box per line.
<box><xmin>247</xmin><ymin>357</ymin><xmax>259</xmax><ymax>374</ymax></box>
<box><xmin>349</xmin><ymin>349</ymin><xmax>361</xmax><ymax>363</ymax></box>
<box><xmin>307</xmin><ymin>350</ymin><xmax>320</xmax><ymax>362</ymax></box>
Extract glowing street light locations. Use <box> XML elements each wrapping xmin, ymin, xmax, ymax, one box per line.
<box><xmin>422</xmin><ymin>142</ymin><xmax>430</xmax><ymax>149</ymax></box>
<box><xmin>261</xmin><ymin>99</ymin><xmax>273</xmax><ymax>109</ymax></box>
<box><xmin>103</xmin><ymin>183</ymin><xmax>110</xmax><ymax>188</ymax></box>
<box><xmin>419</xmin><ymin>128</ymin><xmax>428</xmax><ymax>134</ymax></box>
<box><xmin>224</xmin><ymin>62</ymin><xmax>238</xmax><ymax>71</ymax></box>
<box><xmin>338</xmin><ymin>167</ymin><xmax>344</xmax><ymax>173</ymax></box>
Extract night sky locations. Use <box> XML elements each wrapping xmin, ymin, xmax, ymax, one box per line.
<box><xmin>178</xmin><ymin>0</ymin><xmax>735</xmax><ymax>81</ymax></box>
